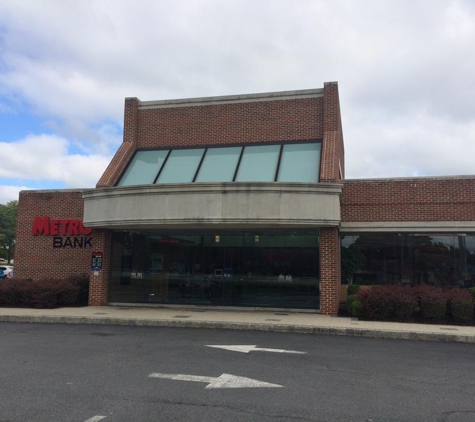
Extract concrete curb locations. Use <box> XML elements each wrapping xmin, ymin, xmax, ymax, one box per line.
<box><xmin>1</xmin><ymin>314</ymin><xmax>474</xmax><ymax>344</ymax></box>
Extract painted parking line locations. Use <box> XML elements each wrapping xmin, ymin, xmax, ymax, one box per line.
<box><xmin>84</xmin><ymin>416</ymin><xmax>106</xmax><ymax>422</ymax></box>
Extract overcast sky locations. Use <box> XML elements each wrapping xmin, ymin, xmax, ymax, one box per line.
<box><xmin>1</xmin><ymin>0</ymin><xmax>474</xmax><ymax>203</ymax></box>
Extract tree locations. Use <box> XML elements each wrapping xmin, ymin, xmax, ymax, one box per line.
<box><xmin>0</xmin><ymin>200</ymin><xmax>18</xmax><ymax>264</ymax></box>
<box><xmin>341</xmin><ymin>244</ymin><xmax>366</xmax><ymax>285</ymax></box>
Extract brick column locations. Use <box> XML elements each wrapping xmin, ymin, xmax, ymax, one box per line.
<box><xmin>319</xmin><ymin>227</ymin><xmax>341</xmax><ymax>315</ymax></box>
<box><xmin>320</xmin><ymin>81</ymin><xmax>344</xmax><ymax>183</ymax></box>
<box><xmin>88</xmin><ymin>229</ymin><xmax>111</xmax><ymax>306</ymax></box>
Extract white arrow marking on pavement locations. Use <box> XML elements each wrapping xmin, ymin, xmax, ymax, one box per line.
<box><xmin>206</xmin><ymin>345</ymin><xmax>307</xmax><ymax>354</ymax></box>
<box><xmin>84</xmin><ymin>417</ymin><xmax>106</xmax><ymax>422</ymax></box>
<box><xmin>149</xmin><ymin>373</ymin><xmax>282</xmax><ymax>389</ymax></box>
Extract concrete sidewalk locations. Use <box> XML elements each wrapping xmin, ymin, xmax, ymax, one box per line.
<box><xmin>1</xmin><ymin>305</ymin><xmax>475</xmax><ymax>343</ymax></box>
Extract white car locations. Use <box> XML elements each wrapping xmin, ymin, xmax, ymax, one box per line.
<box><xmin>0</xmin><ymin>266</ymin><xmax>13</xmax><ymax>279</ymax></box>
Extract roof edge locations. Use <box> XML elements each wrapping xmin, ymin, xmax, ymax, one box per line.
<box><xmin>138</xmin><ymin>88</ymin><xmax>324</xmax><ymax>110</ymax></box>
<box><xmin>343</xmin><ymin>174</ymin><xmax>475</xmax><ymax>182</ymax></box>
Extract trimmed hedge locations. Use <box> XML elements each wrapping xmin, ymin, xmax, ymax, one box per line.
<box><xmin>413</xmin><ymin>285</ymin><xmax>447</xmax><ymax>320</ymax></box>
<box><xmin>446</xmin><ymin>287</ymin><xmax>474</xmax><ymax>323</ymax></box>
<box><xmin>66</xmin><ymin>274</ymin><xmax>90</xmax><ymax>306</ymax></box>
<box><xmin>356</xmin><ymin>285</ymin><xmax>417</xmax><ymax>321</ymax></box>
<box><xmin>354</xmin><ymin>284</ymin><xmax>475</xmax><ymax>324</ymax></box>
<box><xmin>0</xmin><ymin>275</ymin><xmax>89</xmax><ymax>308</ymax></box>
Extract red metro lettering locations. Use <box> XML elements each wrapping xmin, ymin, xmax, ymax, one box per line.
<box><xmin>32</xmin><ymin>216</ymin><xmax>93</xmax><ymax>249</ymax></box>
<box><xmin>32</xmin><ymin>217</ymin><xmax>93</xmax><ymax>236</ymax></box>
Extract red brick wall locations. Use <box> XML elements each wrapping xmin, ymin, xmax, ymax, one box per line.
<box><xmin>88</xmin><ymin>229</ymin><xmax>110</xmax><ymax>306</ymax></box>
<box><xmin>342</xmin><ymin>177</ymin><xmax>475</xmax><ymax>222</ymax></box>
<box><xmin>136</xmin><ymin>98</ymin><xmax>324</xmax><ymax>149</ymax></box>
<box><xmin>97</xmin><ymin>91</ymin><xmax>339</xmax><ymax>187</ymax></box>
<box><xmin>319</xmin><ymin>227</ymin><xmax>341</xmax><ymax>315</ymax></box>
<box><xmin>15</xmin><ymin>190</ymin><xmax>110</xmax><ymax>305</ymax></box>
<box><xmin>320</xmin><ymin>82</ymin><xmax>345</xmax><ymax>183</ymax></box>
<box><xmin>96</xmin><ymin>141</ymin><xmax>135</xmax><ymax>188</ymax></box>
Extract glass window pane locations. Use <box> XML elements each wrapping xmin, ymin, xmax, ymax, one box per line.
<box><xmin>195</xmin><ymin>147</ymin><xmax>242</xmax><ymax>182</ymax></box>
<box><xmin>235</xmin><ymin>145</ymin><xmax>280</xmax><ymax>182</ymax></box>
<box><xmin>277</xmin><ymin>143</ymin><xmax>321</xmax><ymax>182</ymax></box>
<box><xmin>156</xmin><ymin>148</ymin><xmax>205</xmax><ymax>184</ymax></box>
<box><xmin>117</xmin><ymin>150</ymin><xmax>168</xmax><ymax>186</ymax></box>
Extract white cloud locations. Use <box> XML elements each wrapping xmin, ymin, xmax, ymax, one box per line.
<box><xmin>0</xmin><ymin>0</ymin><xmax>474</xmax><ymax>180</ymax></box>
<box><xmin>346</xmin><ymin>110</ymin><xmax>475</xmax><ymax>178</ymax></box>
<box><xmin>0</xmin><ymin>135</ymin><xmax>111</xmax><ymax>187</ymax></box>
<box><xmin>0</xmin><ymin>185</ymin><xmax>32</xmax><ymax>204</ymax></box>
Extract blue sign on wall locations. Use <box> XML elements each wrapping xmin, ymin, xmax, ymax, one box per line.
<box><xmin>91</xmin><ymin>251</ymin><xmax>103</xmax><ymax>270</ymax></box>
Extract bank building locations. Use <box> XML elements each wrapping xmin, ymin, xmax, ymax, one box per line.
<box><xmin>15</xmin><ymin>82</ymin><xmax>475</xmax><ymax>315</ymax></box>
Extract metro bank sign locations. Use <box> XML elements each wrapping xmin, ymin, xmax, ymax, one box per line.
<box><xmin>32</xmin><ymin>216</ymin><xmax>93</xmax><ymax>248</ymax></box>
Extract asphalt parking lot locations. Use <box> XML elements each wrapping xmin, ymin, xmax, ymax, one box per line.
<box><xmin>1</xmin><ymin>322</ymin><xmax>475</xmax><ymax>421</ymax></box>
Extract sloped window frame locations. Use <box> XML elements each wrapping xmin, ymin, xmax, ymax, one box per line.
<box><xmin>116</xmin><ymin>140</ymin><xmax>322</xmax><ymax>186</ymax></box>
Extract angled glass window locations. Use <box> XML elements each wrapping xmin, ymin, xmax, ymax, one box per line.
<box><xmin>235</xmin><ymin>144</ymin><xmax>281</xmax><ymax>182</ymax></box>
<box><xmin>195</xmin><ymin>146</ymin><xmax>242</xmax><ymax>182</ymax></box>
<box><xmin>156</xmin><ymin>148</ymin><xmax>205</xmax><ymax>184</ymax></box>
<box><xmin>117</xmin><ymin>150</ymin><xmax>169</xmax><ymax>186</ymax></box>
<box><xmin>277</xmin><ymin>143</ymin><xmax>321</xmax><ymax>182</ymax></box>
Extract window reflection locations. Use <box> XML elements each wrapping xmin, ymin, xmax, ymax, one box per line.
<box><xmin>156</xmin><ymin>148</ymin><xmax>205</xmax><ymax>184</ymax></box>
<box><xmin>116</xmin><ymin>141</ymin><xmax>322</xmax><ymax>186</ymax></box>
<box><xmin>109</xmin><ymin>231</ymin><xmax>320</xmax><ymax>309</ymax></box>
<box><xmin>195</xmin><ymin>147</ymin><xmax>242</xmax><ymax>182</ymax></box>
<box><xmin>278</xmin><ymin>143</ymin><xmax>321</xmax><ymax>182</ymax></box>
<box><xmin>341</xmin><ymin>233</ymin><xmax>475</xmax><ymax>288</ymax></box>
<box><xmin>118</xmin><ymin>150</ymin><xmax>169</xmax><ymax>186</ymax></box>
<box><xmin>235</xmin><ymin>145</ymin><xmax>281</xmax><ymax>182</ymax></box>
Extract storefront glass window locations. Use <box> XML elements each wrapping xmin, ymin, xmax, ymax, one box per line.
<box><xmin>116</xmin><ymin>142</ymin><xmax>323</xmax><ymax>186</ymax></box>
<box><xmin>195</xmin><ymin>146</ymin><xmax>242</xmax><ymax>182</ymax></box>
<box><xmin>232</xmin><ymin>145</ymin><xmax>281</xmax><ymax>182</ymax></box>
<box><xmin>156</xmin><ymin>148</ymin><xmax>205</xmax><ymax>184</ymax></box>
<box><xmin>109</xmin><ymin>230</ymin><xmax>320</xmax><ymax>309</ymax></box>
<box><xmin>341</xmin><ymin>233</ymin><xmax>475</xmax><ymax>288</ymax></box>
<box><xmin>117</xmin><ymin>150</ymin><xmax>169</xmax><ymax>186</ymax></box>
<box><xmin>277</xmin><ymin>143</ymin><xmax>321</xmax><ymax>182</ymax></box>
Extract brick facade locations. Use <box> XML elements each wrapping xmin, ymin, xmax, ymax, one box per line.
<box><xmin>15</xmin><ymin>190</ymin><xmax>111</xmax><ymax>306</ymax></box>
<box><xmin>15</xmin><ymin>85</ymin><xmax>346</xmax><ymax>315</ymax></box>
<box><xmin>97</xmin><ymin>92</ymin><xmax>333</xmax><ymax>188</ymax></box>
<box><xmin>321</xmin><ymin>82</ymin><xmax>345</xmax><ymax>183</ymax></box>
<box><xmin>16</xmin><ymin>84</ymin><xmax>475</xmax><ymax>316</ymax></box>
<box><xmin>342</xmin><ymin>177</ymin><xmax>475</xmax><ymax>222</ymax></box>
<box><xmin>319</xmin><ymin>227</ymin><xmax>341</xmax><ymax>315</ymax></box>
<box><xmin>87</xmin><ymin>229</ymin><xmax>110</xmax><ymax>306</ymax></box>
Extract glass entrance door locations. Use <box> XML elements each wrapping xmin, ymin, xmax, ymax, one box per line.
<box><xmin>109</xmin><ymin>231</ymin><xmax>320</xmax><ymax>309</ymax></box>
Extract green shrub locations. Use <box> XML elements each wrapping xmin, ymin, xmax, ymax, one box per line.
<box><xmin>347</xmin><ymin>284</ymin><xmax>360</xmax><ymax>296</ymax></box>
<box><xmin>347</xmin><ymin>294</ymin><xmax>363</xmax><ymax>317</ymax></box>
<box><xmin>446</xmin><ymin>288</ymin><xmax>474</xmax><ymax>323</ymax></box>
<box><xmin>468</xmin><ymin>287</ymin><xmax>475</xmax><ymax>301</ymax></box>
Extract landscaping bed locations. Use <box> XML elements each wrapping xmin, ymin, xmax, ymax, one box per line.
<box><xmin>345</xmin><ymin>284</ymin><xmax>475</xmax><ymax>325</ymax></box>
<box><xmin>0</xmin><ymin>274</ymin><xmax>89</xmax><ymax>308</ymax></box>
